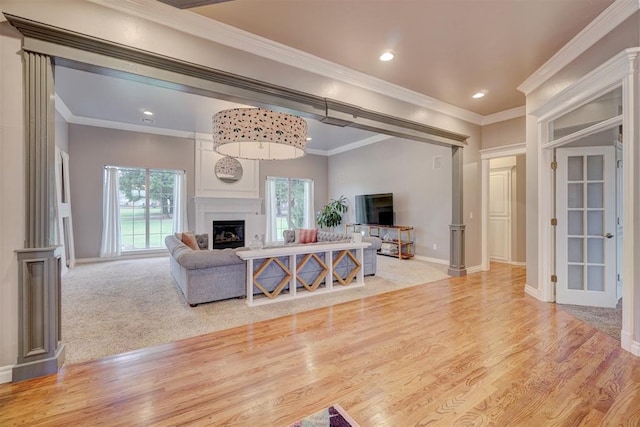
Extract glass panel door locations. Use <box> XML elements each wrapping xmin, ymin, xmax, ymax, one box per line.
<box><xmin>556</xmin><ymin>146</ymin><xmax>617</xmax><ymax>307</ymax></box>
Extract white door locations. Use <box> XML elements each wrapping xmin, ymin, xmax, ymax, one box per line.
<box><xmin>556</xmin><ymin>146</ymin><xmax>617</xmax><ymax>308</ymax></box>
<box><xmin>488</xmin><ymin>168</ymin><xmax>511</xmax><ymax>262</ymax></box>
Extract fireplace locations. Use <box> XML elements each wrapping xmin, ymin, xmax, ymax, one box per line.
<box><xmin>212</xmin><ymin>220</ymin><xmax>245</xmax><ymax>249</ymax></box>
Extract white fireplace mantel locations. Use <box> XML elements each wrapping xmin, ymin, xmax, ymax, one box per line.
<box><xmin>194</xmin><ymin>197</ymin><xmax>265</xmax><ymax>248</ymax></box>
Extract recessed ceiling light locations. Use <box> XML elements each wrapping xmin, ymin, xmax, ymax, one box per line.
<box><xmin>379</xmin><ymin>51</ymin><xmax>394</xmax><ymax>62</ymax></box>
<box><xmin>306</xmin><ymin>137</ymin><xmax>312</xmax><ymax>141</ymax></box>
<box><xmin>143</xmin><ymin>110</ymin><xmax>154</xmax><ymax>116</ymax></box>
<box><xmin>472</xmin><ymin>91</ymin><xmax>486</xmax><ymax>99</ymax></box>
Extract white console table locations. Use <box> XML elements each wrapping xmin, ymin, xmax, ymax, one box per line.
<box><xmin>236</xmin><ymin>241</ymin><xmax>371</xmax><ymax>306</ymax></box>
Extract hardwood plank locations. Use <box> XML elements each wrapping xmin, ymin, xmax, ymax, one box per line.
<box><xmin>1</xmin><ymin>263</ymin><xmax>639</xmax><ymax>426</ymax></box>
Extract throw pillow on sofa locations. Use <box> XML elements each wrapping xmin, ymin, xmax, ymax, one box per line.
<box><xmin>182</xmin><ymin>232</ymin><xmax>200</xmax><ymax>250</ymax></box>
<box><xmin>295</xmin><ymin>228</ymin><xmax>318</xmax><ymax>244</ymax></box>
<box><xmin>283</xmin><ymin>229</ymin><xmax>296</xmax><ymax>243</ymax></box>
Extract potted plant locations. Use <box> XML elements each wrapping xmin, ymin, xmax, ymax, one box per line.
<box><xmin>316</xmin><ymin>195</ymin><xmax>348</xmax><ymax>231</ymax></box>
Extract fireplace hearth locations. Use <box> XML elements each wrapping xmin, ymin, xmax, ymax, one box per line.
<box><xmin>212</xmin><ymin>220</ymin><xmax>245</xmax><ymax>249</ymax></box>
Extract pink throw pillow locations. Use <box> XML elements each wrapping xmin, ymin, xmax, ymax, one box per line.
<box><xmin>182</xmin><ymin>232</ymin><xmax>199</xmax><ymax>250</ymax></box>
<box><xmin>296</xmin><ymin>228</ymin><xmax>318</xmax><ymax>244</ymax></box>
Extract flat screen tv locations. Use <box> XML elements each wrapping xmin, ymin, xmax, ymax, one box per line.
<box><xmin>355</xmin><ymin>193</ymin><xmax>394</xmax><ymax>225</ymax></box>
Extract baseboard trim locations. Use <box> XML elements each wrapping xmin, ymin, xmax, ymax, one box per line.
<box><xmin>76</xmin><ymin>251</ymin><xmax>169</xmax><ymax>264</ymax></box>
<box><xmin>491</xmin><ymin>260</ymin><xmax>527</xmax><ymax>266</ymax></box>
<box><xmin>12</xmin><ymin>345</ymin><xmax>65</xmax><ymax>383</ymax></box>
<box><xmin>0</xmin><ymin>364</ymin><xmax>14</xmax><ymax>384</ymax></box>
<box><xmin>466</xmin><ymin>265</ymin><xmax>482</xmax><ymax>274</ymax></box>
<box><xmin>524</xmin><ymin>284</ymin><xmax>541</xmax><ymax>300</ymax></box>
<box><xmin>621</xmin><ymin>330</ymin><xmax>640</xmax><ymax>357</ymax></box>
<box><xmin>413</xmin><ymin>255</ymin><xmax>448</xmax><ymax>265</ymax></box>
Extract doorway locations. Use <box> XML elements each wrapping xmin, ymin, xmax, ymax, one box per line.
<box><xmin>533</xmin><ymin>54</ymin><xmax>639</xmax><ymax>354</ymax></box>
<box><xmin>555</xmin><ymin>144</ymin><xmax>618</xmax><ymax>308</ymax></box>
<box><xmin>487</xmin><ymin>156</ymin><xmax>526</xmax><ymax>265</ymax></box>
<box><xmin>480</xmin><ymin>144</ymin><xmax>526</xmax><ymax>272</ymax></box>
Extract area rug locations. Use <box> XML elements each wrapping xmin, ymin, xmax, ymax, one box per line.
<box><xmin>289</xmin><ymin>404</ymin><xmax>360</xmax><ymax>427</ymax></box>
<box><xmin>62</xmin><ymin>255</ymin><xmax>449</xmax><ymax>365</ymax></box>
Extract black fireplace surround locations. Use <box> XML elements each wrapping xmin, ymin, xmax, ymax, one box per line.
<box><xmin>212</xmin><ymin>220</ymin><xmax>245</xmax><ymax>249</ymax></box>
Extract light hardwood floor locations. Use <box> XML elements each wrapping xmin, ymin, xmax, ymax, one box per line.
<box><xmin>1</xmin><ymin>263</ymin><xmax>639</xmax><ymax>426</ymax></box>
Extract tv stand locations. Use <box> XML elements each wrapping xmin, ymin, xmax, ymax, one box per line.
<box><xmin>347</xmin><ymin>224</ymin><xmax>414</xmax><ymax>260</ymax></box>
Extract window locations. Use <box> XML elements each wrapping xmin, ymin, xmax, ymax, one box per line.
<box><xmin>117</xmin><ymin>167</ymin><xmax>180</xmax><ymax>250</ymax></box>
<box><xmin>265</xmin><ymin>177</ymin><xmax>314</xmax><ymax>242</ymax></box>
<box><xmin>550</xmin><ymin>86</ymin><xmax>622</xmax><ymax>141</ymax></box>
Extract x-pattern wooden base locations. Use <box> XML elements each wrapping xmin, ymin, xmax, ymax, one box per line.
<box><xmin>237</xmin><ymin>242</ymin><xmax>370</xmax><ymax>306</ymax></box>
<box><xmin>296</xmin><ymin>253</ymin><xmax>328</xmax><ymax>291</ymax></box>
<box><xmin>253</xmin><ymin>257</ymin><xmax>292</xmax><ymax>299</ymax></box>
<box><xmin>332</xmin><ymin>250</ymin><xmax>361</xmax><ymax>286</ymax></box>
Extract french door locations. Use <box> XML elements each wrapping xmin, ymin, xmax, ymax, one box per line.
<box><xmin>556</xmin><ymin>146</ymin><xmax>617</xmax><ymax>308</ymax></box>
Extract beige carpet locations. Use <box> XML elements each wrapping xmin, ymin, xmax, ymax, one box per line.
<box><xmin>558</xmin><ymin>299</ymin><xmax>622</xmax><ymax>340</ymax></box>
<box><xmin>62</xmin><ymin>255</ymin><xmax>449</xmax><ymax>365</ymax></box>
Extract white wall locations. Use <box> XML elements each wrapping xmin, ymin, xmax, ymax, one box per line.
<box><xmin>0</xmin><ymin>25</ymin><xmax>25</xmax><ymax>380</ymax></box>
<box><xmin>329</xmin><ymin>138</ymin><xmax>452</xmax><ymax>261</ymax></box>
<box><xmin>481</xmin><ymin>117</ymin><xmax>526</xmax><ymax>150</ymax></box>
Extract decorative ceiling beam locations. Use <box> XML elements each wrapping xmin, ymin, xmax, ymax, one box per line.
<box><xmin>4</xmin><ymin>13</ymin><xmax>468</xmax><ymax>146</ymax></box>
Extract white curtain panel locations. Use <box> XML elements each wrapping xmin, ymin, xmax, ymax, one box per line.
<box><xmin>172</xmin><ymin>171</ymin><xmax>189</xmax><ymax>233</ymax></box>
<box><xmin>304</xmin><ymin>180</ymin><xmax>315</xmax><ymax>228</ymax></box>
<box><xmin>265</xmin><ymin>177</ymin><xmax>276</xmax><ymax>242</ymax></box>
<box><xmin>99</xmin><ymin>166</ymin><xmax>121</xmax><ymax>257</ymax></box>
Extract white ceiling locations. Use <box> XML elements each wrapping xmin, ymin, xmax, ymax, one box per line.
<box><xmin>190</xmin><ymin>0</ymin><xmax>614</xmax><ymax>116</ymax></box>
<box><xmin>56</xmin><ymin>0</ymin><xmax>615</xmax><ymax>153</ymax></box>
<box><xmin>54</xmin><ymin>66</ymin><xmax>382</xmax><ymax>153</ymax></box>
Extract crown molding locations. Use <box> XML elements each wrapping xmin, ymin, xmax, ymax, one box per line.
<box><xmin>54</xmin><ymin>94</ymin><xmax>73</xmax><ymax>122</ymax></box>
<box><xmin>327</xmin><ymin>134</ymin><xmax>392</xmax><ymax>157</ymax></box>
<box><xmin>89</xmin><ymin>0</ymin><xmax>484</xmax><ymax>125</ymax></box>
<box><xmin>479</xmin><ymin>142</ymin><xmax>526</xmax><ymax>160</ymax></box>
<box><xmin>306</xmin><ymin>149</ymin><xmax>328</xmax><ymax>157</ymax></box>
<box><xmin>56</xmin><ymin>111</ymin><xmax>385</xmax><ymax>156</ymax></box>
<box><xmin>163</xmin><ymin>132</ymin><xmax>366</xmax><ymax>156</ymax></box>
<box><xmin>481</xmin><ymin>106</ymin><xmax>525</xmax><ymax>126</ymax></box>
<box><xmin>518</xmin><ymin>0</ymin><xmax>639</xmax><ymax>96</ymax></box>
<box><xmin>67</xmin><ymin>114</ymin><xmax>197</xmax><ymax>139</ymax></box>
<box><xmin>193</xmin><ymin>131</ymin><xmax>212</xmax><ymax>141</ymax></box>
<box><xmin>177</xmin><ymin>130</ymin><xmax>388</xmax><ymax>157</ymax></box>
<box><xmin>533</xmin><ymin>47</ymin><xmax>640</xmax><ymax>120</ymax></box>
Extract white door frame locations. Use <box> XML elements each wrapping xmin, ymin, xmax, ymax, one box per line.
<box><xmin>54</xmin><ymin>147</ymin><xmax>75</xmax><ymax>273</ymax></box>
<box><xmin>480</xmin><ymin>143</ymin><xmax>526</xmax><ymax>272</ymax></box>
<box><xmin>533</xmin><ymin>48</ymin><xmax>640</xmax><ymax>356</ymax></box>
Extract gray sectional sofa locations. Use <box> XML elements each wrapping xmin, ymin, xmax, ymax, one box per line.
<box><xmin>165</xmin><ymin>231</ymin><xmax>382</xmax><ymax>306</ymax></box>
<box><xmin>165</xmin><ymin>234</ymin><xmax>246</xmax><ymax>306</ymax></box>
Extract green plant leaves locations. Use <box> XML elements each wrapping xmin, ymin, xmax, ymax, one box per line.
<box><xmin>316</xmin><ymin>195</ymin><xmax>348</xmax><ymax>228</ymax></box>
